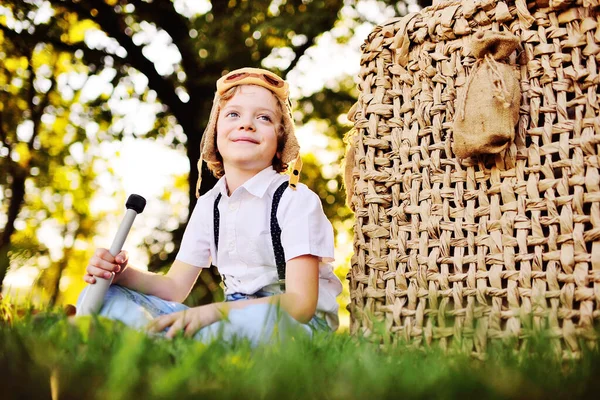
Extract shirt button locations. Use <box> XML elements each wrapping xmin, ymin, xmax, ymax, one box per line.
<box><xmin>229</xmin><ymin>202</ymin><xmax>238</xmax><ymax>211</ymax></box>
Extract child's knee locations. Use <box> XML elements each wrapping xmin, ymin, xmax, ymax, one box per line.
<box><xmin>230</xmin><ymin>304</ymin><xmax>304</xmax><ymax>342</ymax></box>
<box><xmin>77</xmin><ymin>285</ymin><xmax>153</xmax><ymax>330</ymax></box>
<box><xmin>76</xmin><ymin>284</ymin><xmax>122</xmax><ymax>306</ymax></box>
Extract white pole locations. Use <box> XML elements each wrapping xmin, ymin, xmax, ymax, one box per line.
<box><xmin>76</xmin><ymin>194</ymin><xmax>146</xmax><ymax>316</ymax></box>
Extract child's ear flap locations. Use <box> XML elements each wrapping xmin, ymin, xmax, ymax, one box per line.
<box><xmin>289</xmin><ymin>155</ymin><xmax>302</xmax><ymax>190</ymax></box>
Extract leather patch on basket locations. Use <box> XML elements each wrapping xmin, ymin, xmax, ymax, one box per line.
<box><xmin>453</xmin><ymin>30</ymin><xmax>521</xmax><ymax>159</ymax></box>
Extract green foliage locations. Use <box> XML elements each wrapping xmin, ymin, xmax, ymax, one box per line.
<box><xmin>2</xmin><ymin>313</ymin><xmax>600</xmax><ymax>400</ymax></box>
<box><xmin>0</xmin><ymin>8</ymin><xmax>105</xmax><ymax>304</ymax></box>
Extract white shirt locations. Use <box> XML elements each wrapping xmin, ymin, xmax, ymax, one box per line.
<box><xmin>176</xmin><ymin>166</ymin><xmax>343</xmax><ymax>330</ymax></box>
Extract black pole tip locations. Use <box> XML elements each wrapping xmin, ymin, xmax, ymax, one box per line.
<box><xmin>126</xmin><ymin>194</ymin><xmax>146</xmax><ymax>214</ymax></box>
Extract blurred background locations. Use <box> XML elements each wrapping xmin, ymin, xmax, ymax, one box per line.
<box><xmin>0</xmin><ymin>0</ymin><xmax>430</xmax><ymax>329</ymax></box>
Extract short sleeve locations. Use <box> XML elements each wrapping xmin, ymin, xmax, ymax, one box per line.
<box><xmin>175</xmin><ymin>193</ymin><xmax>213</xmax><ymax>267</ymax></box>
<box><xmin>277</xmin><ymin>184</ymin><xmax>335</xmax><ymax>262</ymax></box>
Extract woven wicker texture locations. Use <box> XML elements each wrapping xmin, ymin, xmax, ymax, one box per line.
<box><xmin>347</xmin><ymin>0</ymin><xmax>600</xmax><ymax>359</ymax></box>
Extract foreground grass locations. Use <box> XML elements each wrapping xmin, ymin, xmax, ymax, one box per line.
<box><xmin>1</xmin><ymin>311</ymin><xmax>600</xmax><ymax>400</ymax></box>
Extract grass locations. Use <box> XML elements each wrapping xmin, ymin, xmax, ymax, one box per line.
<box><xmin>1</xmin><ymin>305</ymin><xmax>600</xmax><ymax>400</ymax></box>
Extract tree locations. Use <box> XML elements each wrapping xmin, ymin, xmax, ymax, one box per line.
<box><xmin>0</xmin><ymin>3</ymin><xmax>108</xmax><ymax>302</ymax></box>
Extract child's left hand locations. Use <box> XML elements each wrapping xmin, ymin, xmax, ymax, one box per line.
<box><xmin>147</xmin><ymin>303</ymin><xmax>221</xmax><ymax>339</ymax></box>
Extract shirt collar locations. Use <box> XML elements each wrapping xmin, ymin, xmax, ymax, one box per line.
<box><xmin>216</xmin><ymin>166</ymin><xmax>279</xmax><ymax>199</ymax></box>
<box><xmin>214</xmin><ymin>176</ymin><xmax>228</xmax><ymax>196</ymax></box>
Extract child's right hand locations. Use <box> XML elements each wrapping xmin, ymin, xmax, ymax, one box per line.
<box><xmin>84</xmin><ymin>248</ymin><xmax>128</xmax><ymax>285</ymax></box>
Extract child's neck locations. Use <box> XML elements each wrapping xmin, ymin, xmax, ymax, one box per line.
<box><xmin>223</xmin><ymin>166</ymin><xmax>263</xmax><ymax>196</ymax></box>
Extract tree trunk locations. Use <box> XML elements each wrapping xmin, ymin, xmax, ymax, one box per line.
<box><xmin>0</xmin><ymin>171</ymin><xmax>26</xmax><ymax>292</ymax></box>
<box><xmin>47</xmin><ymin>259</ymin><xmax>66</xmax><ymax>307</ymax></box>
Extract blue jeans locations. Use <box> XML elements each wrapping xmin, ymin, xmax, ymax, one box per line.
<box><xmin>76</xmin><ymin>285</ymin><xmax>329</xmax><ymax>346</ymax></box>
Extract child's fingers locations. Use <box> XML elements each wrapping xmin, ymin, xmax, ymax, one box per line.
<box><xmin>94</xmin><ymin>248</ymin><xmax>115</xmax><ymax>262</ymax></box>
<box><xmin>83</xmin><ymin>274</ymin><xmax>96</xmax><ymax>284</ymax></box>
<box><xmin>89</xmin><ymin>254</ymin><xmax>121</xmax><ymax>273</ymax></box>
<box><xmin>115</xmin><ymin>250</ymin><xmax>129</xmax><ymax>264</ymax></box>
<box><xmin>146</xmin><ymin>316</ymin><xmax>165</xmax><ymax>333</ymax></box>
<box><xmin>147</xmin><ymin>312</ymin><xmax>178</xmax><ymax>334</ymax></box>
<box><xmin>165</xmin><ymin>316</ymin><xmax>187</xmax><ymax>339</ymax></box>
<box><xmin>86</xmin><ymin>265</ymin><xmax>115</xmax><ymax>280</ymax></box>
<box><xmin>184</xmin><ymin>320</ymin><xmax>202</xmax><ymax>338</ymax></box>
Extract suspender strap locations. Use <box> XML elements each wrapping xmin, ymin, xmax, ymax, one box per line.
<box><xmin>212</xmin><ymin>181</ymin><xmax>289</xmax><ymax>283</ymax></box>
<box><xmin>271</xmin><ymin>181</ymin><xmax>289</xmax><ymax>281</ymax></box>
<box><xmin>214</xmin><ymin>193</ymin><xmax>222</xmax><ymax>251</ymax></box>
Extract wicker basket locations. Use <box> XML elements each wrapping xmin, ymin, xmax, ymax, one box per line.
<box><xmin>347</xmin><ymin>0</ymin><xmax>600</xmax><ymax>359</ymax></box>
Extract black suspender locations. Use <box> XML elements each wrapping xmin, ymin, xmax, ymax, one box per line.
<box><xmin>214</xmin><ymin>193</ymin><xmax>222</xmax><ymax>250</ymax></box>
<box><xmin>270</xmin><ymin>181</ymin><xmax>288</xmax><ymax>281</ymax></box>
<box><xmin>213</xmin><ymin>181</ymin><xmax>289</xmax><ymax>284</ymax></box>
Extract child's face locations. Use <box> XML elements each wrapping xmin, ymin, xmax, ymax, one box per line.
<box><xmin>216</xmin><ymin>85</ymin><xmax>279</xmax><ymax>174</ymax></box>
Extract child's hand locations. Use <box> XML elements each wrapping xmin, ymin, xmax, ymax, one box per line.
<box><xmin>84</xmin><ymin>248</ymin><xmax>129</xmax><ymax>285</ymax></box>
<box><xmin>147</xmin><ymin>304</ymin><xmax>221</xmax><ymax>339</ymax></box>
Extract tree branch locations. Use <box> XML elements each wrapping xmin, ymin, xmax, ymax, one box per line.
<box><xmin>282</xmin><ymin>40</ymin><xmax>312</xmax><ymax>78</ymax></box>
<box><xmin>277</xmin><ymin>0</ymin><xmax>345</xmax><ymax>77</ymax></box>
<box><xmin>28</xmin><ymin>54</ymin><xmax>58</xmax><ymax>152</ymax></box>
<box><xmin>0</xmin><ymin>23</ymin><xmax>114</xmax><ymax>69</ymax></box>
<box><xmin>0</xmin><ymin>103</ymin><xmax>10</xmax><ymax>149</ymax></box>
<box><xmin>62</xmin><ymin>0</ymin><xmax>186</xmax><ymax>117</ymax></box>
<box><xmin>129</xmin><ymin>0</ymin><xmax>201</xmax><ymax>80</ymax></box>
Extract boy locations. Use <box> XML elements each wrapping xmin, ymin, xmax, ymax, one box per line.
<box><xmin>80</xmin><ymin>67</ymin><xmax>342</xmax><ymax>344</ymax></box>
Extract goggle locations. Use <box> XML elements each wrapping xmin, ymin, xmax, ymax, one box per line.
<box><xmin>216</xmin><ymin>67</ymin><xmax>290</xmax><ymax>106</ymax></box>
<box><xmin>223</xmin><ymin>71</ymin><xmax>285</xmax><ymax>88</ymax></box>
